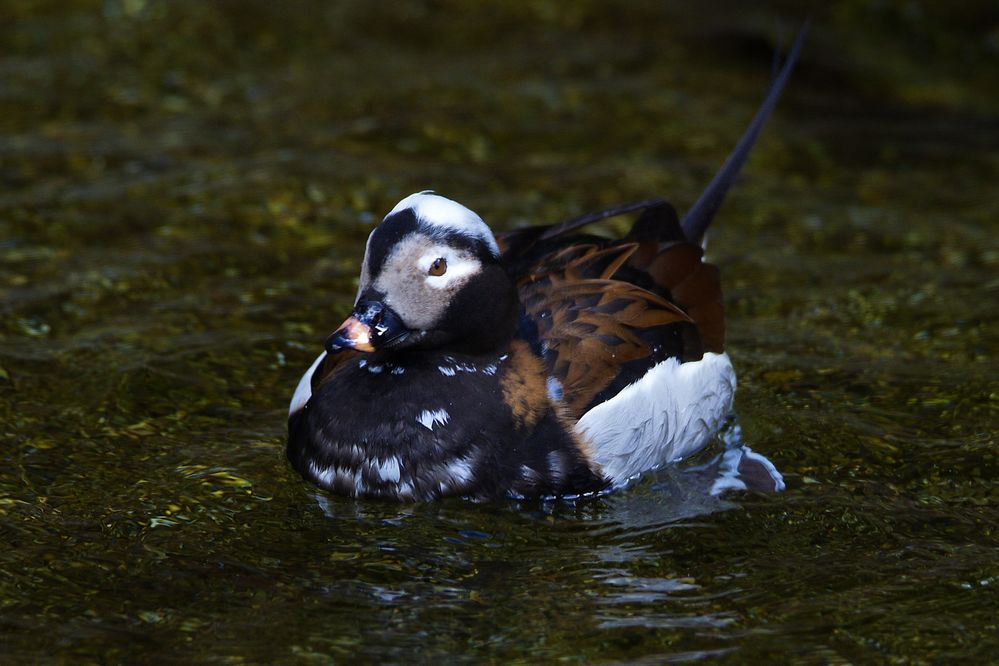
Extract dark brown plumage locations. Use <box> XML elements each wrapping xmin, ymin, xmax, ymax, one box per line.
<box><xmin>498</xmin><ymin>201</ymin><xmax>719</xmax><ymax>420</ymax></box>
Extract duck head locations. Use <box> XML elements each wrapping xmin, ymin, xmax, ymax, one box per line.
<box><xmin>326</xmin><ymin>192</ymin><xmax>518</xmax><ymax>357</ymax></box>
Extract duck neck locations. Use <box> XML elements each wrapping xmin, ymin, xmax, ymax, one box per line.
<box><xmin>447</xmin><ymin>263</ymin><xmax>520</xmax><ymax>355</ymax></box>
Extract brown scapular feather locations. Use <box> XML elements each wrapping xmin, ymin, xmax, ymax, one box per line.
<box><xmin>498</xmin><ymin>21</ymin><xmax>809</xmax><ymax>412</ymax></box>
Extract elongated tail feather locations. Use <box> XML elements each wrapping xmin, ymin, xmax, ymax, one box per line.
<box><xmin>680</xmin><ymin>21</ymin><xmax>809</xmax><ymax>244</ymax></box>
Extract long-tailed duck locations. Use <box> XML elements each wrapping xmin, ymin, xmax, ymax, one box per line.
<box><xmin>287</xmin><ymin>27</ymin><xmax>806</xmax><ymax>501</ymax></box>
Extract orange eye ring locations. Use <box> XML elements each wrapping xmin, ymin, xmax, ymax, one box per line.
<box><xmin>428</xmin><ymin>257</ymin><xmax>447</xmax><ymax>276</ymax></box>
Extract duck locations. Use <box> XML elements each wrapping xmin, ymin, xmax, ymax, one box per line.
<box><xmin>287</xmin><ymin>26</ymin><xmax>806</xmax><ymax>501</ymax></box>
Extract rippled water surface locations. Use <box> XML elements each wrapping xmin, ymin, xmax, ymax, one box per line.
<box><xmin>2</xmin><ymin>1</ymin><xmax>997</xmax><ymax>662</ymax></box>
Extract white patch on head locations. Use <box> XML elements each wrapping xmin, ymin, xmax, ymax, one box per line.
<box><xmin>576</xmin><ymin>352</ymin><xmax>736</xmax><ymax>486</ymax></box>
<box><xmin>289</xmin><ymin>352</ymin><xmax>326</xmax><ymax>416</ymax></box>
<box><xmin>388</xmin><ymin>192</ymin><xmax>500</xmax><ymax>257</ymax></box>
<box><xmin>417</xmin><ymin>248</ymin><xmax>482</xmax><ymax>290</ymax></box>
<box><xmin>416</xmin><ymin>408</ymin><xmax>450</xmax><ymax>431</ymax></box>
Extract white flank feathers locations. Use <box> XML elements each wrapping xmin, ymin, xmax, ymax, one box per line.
<box><xmin>575</xmin><ymin>352</ymin><xmax>736</xmax><ymax>485</ymax></box>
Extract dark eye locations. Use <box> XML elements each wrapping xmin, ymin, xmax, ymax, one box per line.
<box><xmin>428</xmin><ymin>257</ymin><xmax>447</xmax><ymax>276</ymax></box>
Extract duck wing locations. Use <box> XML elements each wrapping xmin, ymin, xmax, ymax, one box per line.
<box><xmin>497</xmin><ymin>21</ymin><xmax>808</xmax><ymax>420</ymax></box>
<box><xmin>501</xmin><ymin>201</ymin><xmax>722</xmax><ymax>420</ymax></box>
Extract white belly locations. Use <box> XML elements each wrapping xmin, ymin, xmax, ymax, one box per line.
<box><xmin>575</xmin><ymin>352</ymin><xmax>736</xmax><ymax>485</ymax></box>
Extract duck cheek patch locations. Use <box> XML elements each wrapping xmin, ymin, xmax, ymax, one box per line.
<box><xmin>386</xmin><ymin>273</ymin><xmax>447</xmax><ymax>331</ymax></box>
<box><xmin>374</xmin><ymin>261</ymin><xmax>442</xmax><ymax>331</ymax></box>
<box><xmin>372</xmin><ymin>240</ymin><xmax>473</xmax><ymax>331</ymax></box>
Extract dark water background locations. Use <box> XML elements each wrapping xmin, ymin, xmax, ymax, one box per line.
<box><xmin>2</xmin><ymin>1</ymin><xmax>997</xmax><ymax>662</ymax></box>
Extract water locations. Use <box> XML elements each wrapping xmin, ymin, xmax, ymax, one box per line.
<box><xmin>2</xmin><ymin>1</ymin><xmax>997</xmax><ymax>662</ymax></box>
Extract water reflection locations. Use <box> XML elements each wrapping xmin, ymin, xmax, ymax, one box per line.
<box><xmin>301</xmin><ymin>418</ymin><xmax>787</xmax><ymax>649</ymax></box>
<box><xmin>575</xmin><ymin>426</ymin><xmax>784</xmax><ymax>540</ymax></box>
<box><xmin>301</xmin><ymin>427</ymin><xmax>787</xmax><ymax>648</ymax></box>
<box><xmin>683</xmin><ymin>445</ymin><xmax>785</xmax><ymax>497</ymax></box>
<box><xmin>560</xmin><ymin>438</ymin><xmax>779</xmax><ymax>633</ymax></box>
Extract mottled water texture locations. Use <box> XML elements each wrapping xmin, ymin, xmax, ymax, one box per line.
<box><xmin>2</xmin><ymin>1</ymin><xmax>997</xmax><ymax>662</ymax></box>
